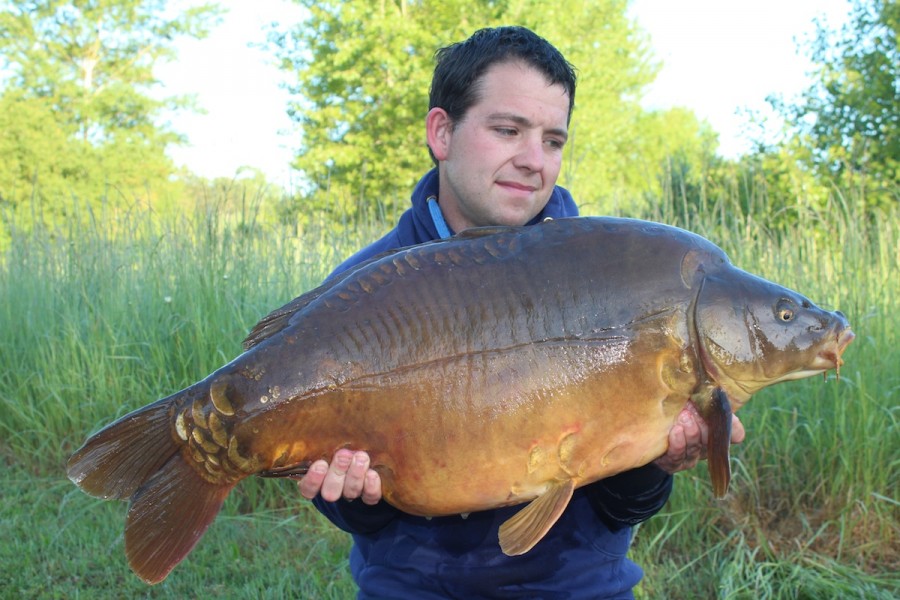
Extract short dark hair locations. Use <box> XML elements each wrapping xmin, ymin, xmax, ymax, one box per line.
<box><xmin>427</xmin><ymin>26</ymin><xmax>576</xmax><ymax>164</ymax></box>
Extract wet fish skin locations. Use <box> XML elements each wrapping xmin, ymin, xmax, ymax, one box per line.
<box><xmin>66</xmin><ymin>217</ymin><xmax>853</xmax><ymax>583</ymax></box>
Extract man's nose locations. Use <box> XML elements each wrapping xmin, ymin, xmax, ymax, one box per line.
<box><xmin>514</xmin><ymin>135</ymin><xmax>544</xmax><ymax>171</ymax></box>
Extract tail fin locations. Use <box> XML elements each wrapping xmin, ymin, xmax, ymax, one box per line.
<box><xmin>67</xmin><ymin>389</ymin><xmax>234</xmax><ymax>584</ymax></box>
<box><xmin>126</xmin><ymin>452</ymin><xmax>234</xmax><ymax>584</ymax></box>
<box><xmin>67</xmin><ymin>396</ymin><xmax>179</xmax><ymax>500</ymax></box>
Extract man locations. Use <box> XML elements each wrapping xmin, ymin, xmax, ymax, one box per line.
<box><xmin>299</xmin><ymin>26</ymin><xmax>744</xmax><ymax>599</ymax></box>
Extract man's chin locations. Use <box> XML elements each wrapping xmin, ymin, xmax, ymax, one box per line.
<box><xmin>486</xmin><ymin>200</ymin><xmax>544</xmax><ymax>227</ymax></box>
<box><xmin>503</xmin><ymin>207</ymin><xmax>545</xmax><ymax>227</ymax></box>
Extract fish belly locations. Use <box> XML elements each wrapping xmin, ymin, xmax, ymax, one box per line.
<box><xmin>248</xmin><ymin>324</ymin><xmax>694</xmax><ymax>517</ymax></box>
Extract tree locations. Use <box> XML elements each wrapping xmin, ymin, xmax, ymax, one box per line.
<box><xmin>270</xmin><ymin>0</ymin><xmax>469</xmax><ymax>220</ymax></box>
<box><xmin>776</xmin><ymin>0</ymin><xmax>898</xmax><ymax>206</ymax></box>
<box><xmin>270</xmin><ymin>0</ymin><xmax>716</xmax><ymax>217</ymax></box>
<box><xmin>0</xmin><ymin>0</ymin><xmax>222</xmax><ymax>236</ymax></box>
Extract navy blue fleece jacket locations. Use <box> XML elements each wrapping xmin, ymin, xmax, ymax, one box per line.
<box><xmin>314</xmin><ymin>169</ymin><xmax>673</xmax><ymax>599</ymax></box>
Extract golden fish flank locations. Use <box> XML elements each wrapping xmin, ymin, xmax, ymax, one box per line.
<box><xmin>526</xmin><ymin>445</ymin><xmax>545</xmax><ymax>474</ymax></box>
<box><xmin>521</xmin><ymin>429</ymin><xmax>582</xmax><ymax>486</ymax></box>
<box><xmin>557</xmin><ymin>431</ymin><xmax>580</xmax><ymax>475</ymax></box>
<box><xmin>172</xmin><ymin>379</ymin><xmax>258</xmax><ymax>484</ymax></box>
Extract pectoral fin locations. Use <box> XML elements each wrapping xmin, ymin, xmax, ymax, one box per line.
<box><xmin>705</xmin><ymin>387</ymin><xmax>733</xmax><ymax>498</ymax></box>
<box><xmin>498</xmin><ymin>479</ymin><xmax>575</xmax><ymax>556</ymax></box>
<box><xmin>258</xmin><ymin>462</ymin><xmax>312</xmax><ymax>479</ymax></box>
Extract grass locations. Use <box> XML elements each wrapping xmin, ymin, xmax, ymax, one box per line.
<box><xmin>631</xmin><ymin>188</ymin><xmax>900</xmax><ymax>598</ymax></box>
<box><xmin>0</xmin><ymin>189</ymin><xmax>897</xmax><ymax>598</ymax></box>
<box><xmin>1</xmin><ymin>466</ymin><xmax>356</xmax><ymax>598</ymax></box>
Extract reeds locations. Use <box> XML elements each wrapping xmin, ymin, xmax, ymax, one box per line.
<box><xmin>0</xmin><ymin>184</ymin><xmax>896</xmax><ymax>597</ymax></box>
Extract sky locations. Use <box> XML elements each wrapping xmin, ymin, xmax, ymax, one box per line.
<box><xmin>155</xmin><ymin>0</ymin><xmax>853</xmax><ymax>189</ymax></box>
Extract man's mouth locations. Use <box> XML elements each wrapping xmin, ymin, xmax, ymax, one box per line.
<box><xmin>497</xmin><ymin>181</ymin><xmax>538</xmax><ymax>193</ymax></box>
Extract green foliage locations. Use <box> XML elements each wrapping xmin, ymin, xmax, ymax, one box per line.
<box><xmin>609</xmin><ymin>106</ymin><xmax>721</xmax><ymax>216</ymax></box>
<box><xmin>0</xmin><ymin>181</ymin><xmax>897</xmax><ymax>596</ymax></box>
<box><xmin>270</xmin><ymin>0</ymin><xmax>716</xmax><ymax>216</ymax></box>
<box><xmin>770</xmin><ymin>0</ymin><xmax>899</xmax><ymax>207</ymax></box>
<box><xmin>269</xmin><ymin>0</ymin><xmax>471</xmax><ymax>218</ymax></box>
<box><xmin>1</xmin><ymin>466</ymin><xmax>356</xmax><ymax>598</ymax></box>
<box><xmin>180</xmin><ymin>170</ymin><xmax>290</xmax><ymax>230</ymax></box>
<box><xmin>0</xmin><ymin>0</ymin><xmax>223</xmax><ymax>239</ymax></box>
<box><xmin>633</xmin><ymin>187</ymin><xmax>900</xmax><ymax>599</ymax></box>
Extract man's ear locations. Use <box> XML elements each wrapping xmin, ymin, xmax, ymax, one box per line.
<box><xmin>426</xmin><ymin>107</ymin><xmax>452</xmax><ymax>161</ymax></box>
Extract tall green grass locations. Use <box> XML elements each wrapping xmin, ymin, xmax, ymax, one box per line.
<box><xmin>0</xmin><ymin>189</ymin><xmax>896</xmax><ymax>598</ymax></box>
<box><xmin>632</xmin><ymin>186</ymin><xmax>900</xmax><ymax>598</ymax></box>
<box><xmin>0</xmin><ymin>200</ymin><xmax>375</xmax><ymax>597</ymax></box>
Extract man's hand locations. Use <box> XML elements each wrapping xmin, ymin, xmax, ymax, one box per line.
<box><xmin>653</xmin><ymin>402</ymin><xmax>746</xmax><ymax>474</ymax></box>
<box><xmin>298</xmin><ymin>449</ymin><xmax>382</xmax><ymax>505</ymax></box>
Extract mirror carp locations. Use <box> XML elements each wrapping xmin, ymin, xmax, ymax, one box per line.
<box><xmin>67</xmin><ymin>217</ymin><xmax>854</xmax><ymax>583</ymax></box>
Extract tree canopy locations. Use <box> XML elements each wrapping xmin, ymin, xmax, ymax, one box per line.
<box><xmin>774</xmin><ymin>0</ymin><xmax>898</xmax><ymax>206</ymax></box>
<box><xmin>269</xmin><ymin>0</ymin><xmax>718</xmax><ymax>217</ymax></box>
<box><xmin>0</xmin><ymin>0</ymin><xmax>221</xmax><ymax>236</ymax></box>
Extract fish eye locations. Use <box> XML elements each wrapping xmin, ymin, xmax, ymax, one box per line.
<box><xmin>776</xmin><ymin>300</ymin><xmax>795</xmax><ymax>322</ymax></box>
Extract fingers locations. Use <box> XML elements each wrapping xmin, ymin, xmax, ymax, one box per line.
<box><xmin>298</xmin><ymin>459</ymin><xmax>329</xmax><ymax>500</ymax></box>
<box><xmin>654</xmin><ymin>407</ymin><xmax>700</xmax><ymax>474</ymax></box>
<box><xmin>655</xmin><ymin>405</ymin><xmax>748</xmax><ymax>475</ymax></box>
<box><xmin>298</xmin><ymin>449</ymin><xmax>383</xmax><ymax>505</ymax></box>
<box><xmin>360</xmin><ymin>469</ymin><xmax>383</xmax><ymax>505</ymax></box>
<box><xmin>679</xmin><ymin>403</ymin><xmax>707</xmax><ymax>460</ymax></box>
<box><xmin>318</xmin><ymin>448</ymin><xmax>354</xmax><ymax>501</ymax></box>
<box><xmin>731</xmin><ymin>414</ymin><xmax>746</xmax><ymax>444</ymax></box>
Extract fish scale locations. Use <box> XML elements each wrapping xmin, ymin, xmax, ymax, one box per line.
<box><xmin>66</xmin><ymin>216</ymin><xmax>854</xmax><ymax>584</ymax></box>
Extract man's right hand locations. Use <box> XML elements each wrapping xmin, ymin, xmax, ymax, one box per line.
<box><xmin>298</xmin><ymin>449</ymin><xmax>383</xmax><ymax>505</ymax></box>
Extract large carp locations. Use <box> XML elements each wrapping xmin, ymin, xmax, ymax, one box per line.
<box><xmin>68</xmin><ymin>217</ymin><xmax>853</xmax><ymax>584</ymax></box>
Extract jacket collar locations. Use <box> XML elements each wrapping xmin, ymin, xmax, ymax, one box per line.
<box><xmin>404</xmin><ymin>168</ymin><xmax>578</xmax><ymax>245</ymax></box>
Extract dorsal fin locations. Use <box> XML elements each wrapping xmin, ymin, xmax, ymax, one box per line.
<box><xmin>242</xmin><ymin>278</ymin><xmax>342</xmax><ymax>350</ymax></box>
<box><xmin>243</xmin><ymin>226</ymin><xmax>524</xmax><ymax>349</ymax></box>
<box><xmin>242</xmin><ymin>245</ymin><xmax>412</xmax><ymax>350</ymax></box>
<box><xmin>498</xmin><ymin>479</ymin><xmax>575</xmax><ymax>555</ymax></box>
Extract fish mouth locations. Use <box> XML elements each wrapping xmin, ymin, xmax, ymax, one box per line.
<box><xmin>815</xmin><ymin>327</ymin><xmax>855</xmax><ymax>379</ymax></box>
<box><xmin>752</xmin><ymin>326</ymin><xmax>855</xmax><ymax>387</ymax></box>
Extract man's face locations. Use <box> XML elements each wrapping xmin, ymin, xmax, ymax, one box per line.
<box><xmin>428</xmin><ymin>60</ymin><xmax>570</xmax><ymax>232</ymax></box>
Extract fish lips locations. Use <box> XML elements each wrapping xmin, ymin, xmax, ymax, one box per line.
<box><xmin>815</xmin><ymin>322</ymin><xmax>855</xmax><ymax>376</ymax></box>
<box><xmin>780</xmin><ymin>317</ymin><xmax>854</xmax><ymax>382</ymax></box>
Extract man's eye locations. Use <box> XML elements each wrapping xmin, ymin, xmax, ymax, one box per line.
<box><xmin>495</xmin><ymin>128</ymin><xmax>517</xmax><ymax>136</ymax></box>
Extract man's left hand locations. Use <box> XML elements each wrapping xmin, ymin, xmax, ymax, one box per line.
<box><xmin>653</xmin><ymin>402</ymin><xmax>746</xmax><ymax>474</ymax></box>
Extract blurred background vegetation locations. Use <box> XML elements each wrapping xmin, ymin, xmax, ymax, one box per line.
<box><xmin>0</xmin><ymin>0</ymin><xmax>896</xmax><ymax>241</ymax></box>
